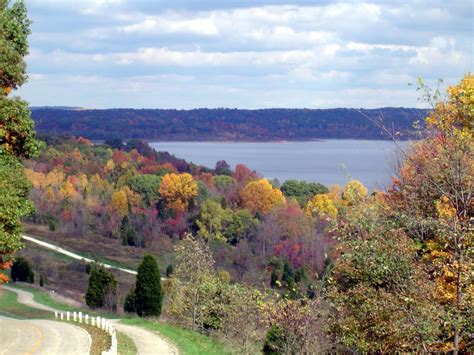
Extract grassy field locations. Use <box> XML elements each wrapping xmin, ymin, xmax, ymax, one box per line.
<box><xmin>0</xmin><ymin>288</ymin><xmax>52</xmax><ymax>319</ymax></box>
<box><xmin>117</xmin><ymin>331</ymin><xmax>138</xmax><ymax>355</ymax></box>
<box><xmin>10</xmin><ymin>283</ymin><xmax>78</xmax><ymax>312</ymax></box>
<box><xmin>121</xmin><ymin>318</ymin><xmax>231</xmax><ymax>355</ymax></box>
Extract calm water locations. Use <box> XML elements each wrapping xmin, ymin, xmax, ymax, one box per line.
<box><xmin>150</xmin><ymin>140</ymin><xmax>407</xmax><ymax>189</ymax></box>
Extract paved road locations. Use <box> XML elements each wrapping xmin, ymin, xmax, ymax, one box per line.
<box><xmin>4</xmin><ymin>286</ymin><xmax>179</xmax><ymax>355</ymax></box>
<box><xmin>0</xmin><ymin>316</ymin><xmax>91</xmax><ymax>355</ymax></box>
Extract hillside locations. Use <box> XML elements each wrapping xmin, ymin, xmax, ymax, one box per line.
<box><xmin>30</xmin><ymin>107</ymin><xmax>428</xmax><ymax>141</ymax></box>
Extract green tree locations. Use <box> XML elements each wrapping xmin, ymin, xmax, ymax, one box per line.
<box><xmin>85</xmin><ymin>264</ymin><xmax>117</xmax><ymax>310</ymax></box>
<box><xmin>10</xmin><ymin>256</ymin><xmax>33</xmax><ymax>283</ymax></box>
<box><xmin>123</xmin><ymin>289</ymin><xmax>136</xmax><ymax>313</ymax></box>
<box><xmin>221</xmin><ymin>209</ymin><xmax>258</xmax><ymax>245</ymax></box>
<box><xmin>0</xmin><ymin>0</ymin><xmax>42</xmax><ymax>281</ymax></box>
<box><xmin>134</xmin><ymin>254</ymin><xmax>163</xmax><ymax>317</ymax></box>
<box><xmin>128</xmin><ymin>174</ymin><xmax>161</xmax><ymax>207</ymax></box>
<box><xmin>196</xmin><ymin>199</ymin><xmax>226</xmax><ymax>241</ymax></box>
<box><xmin>280</xmin><ymin>180</ymin><xmax>328</xmax><ymax>207</ymax></box>
<box><xmin>328</xmin><ymin>196</ymin><xmax>443</xmax><ymax>352</ymax></box>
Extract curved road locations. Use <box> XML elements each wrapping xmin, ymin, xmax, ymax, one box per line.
<box><xmin>3</xmin><ymin>286</ymin><xmax>179</xmax><ymax>354</ymax></box>
<box><xmin>0</xmin><ymin>316</ymin><xmax>91</xmax><ymax>355</ymax></box>
<box><xmin>2</xmin><ymin>285</ymin><xmax>56</xmax><ymax>311</ymax></box>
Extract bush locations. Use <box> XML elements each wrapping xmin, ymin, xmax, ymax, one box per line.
<box><xmin>85</xmin><ymin>264</ymin><xmax>117</xmax><ymax>310</ymax></box>
<box><xmin>11</xmin><ymin>257</ymin><xmax>34</xmax><ymax>283</ymax></box>
<box><xmin>124</xmin><ymin>290</ymin><xmax>136</xmax><ymax>313</ymax></box>
<box><xmin>165</xmin><ymin>264</ymin><xmax>174</xmax><ymax>277</ymax></box>
<box><xmin>134</xmin><ymin>254</ymin><xmax>163</xmax><ymax>317</ymax></box>
<box><xmin>263</xmin><ymin>325</ymin><xmax>286</xmax><ymax>354</ymax></box>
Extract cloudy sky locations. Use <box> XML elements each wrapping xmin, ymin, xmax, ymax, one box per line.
<box><xmin>17</xmin><ymin>0</ymin><xmax>472</xmax><ymax>109</ymax></box>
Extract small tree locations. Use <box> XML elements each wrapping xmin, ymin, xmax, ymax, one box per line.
<box><xmin>85</xmin><ymin>264</ymin><xmax>117</xmax><ymax>310</ymax></box>
<box><xmin>134</xmin><ymin>254</ymin><xmax>163</xmax><ymax>317</ymax></box>
<box><xmin>124</xmin><ymin>289</ymin><xmax>136</xmax><ymax>313</ymax></box>
<box><xmin>165</xmin><ymin>264</ymin><xmax>174</xmax><ymax>278</ymax></box>
<box><xmin>11</xmin><ymin>257</ymin><xmax>34</xmax><ymax>283</ymax></box>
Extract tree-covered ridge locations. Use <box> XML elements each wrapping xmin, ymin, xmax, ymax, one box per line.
<box><xmin>30</xmin><ymin>107</ymin><xmax>428</xmax><ymax>141</ymax></box>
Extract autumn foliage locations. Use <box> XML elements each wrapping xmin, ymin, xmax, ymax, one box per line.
<box><xmin>240</xmin><ymin>179</ymin><xmax>285</xmax><ymax>214</ymax></box>
<box><xmin>159</xmin><ymin>173</ymin><xmax>198</xmax><ymax>213</ymax></box>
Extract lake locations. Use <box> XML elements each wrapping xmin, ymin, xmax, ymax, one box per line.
<box><xmin>150</xmin><ymin>140</ymin><xmax>408</xmax><ymax>189</ymax></box>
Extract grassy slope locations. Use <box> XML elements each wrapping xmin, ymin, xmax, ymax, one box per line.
<box><xmin>117</xmin><ymin>331</ymin><xmax>138</xmax><ymax>355</ymax></box>
<box><xmin>0</xmin><ymin>288</ymin><xmax>52</xmax><ymax>319</ymax></box>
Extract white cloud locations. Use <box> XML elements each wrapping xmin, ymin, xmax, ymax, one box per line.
<box><xmin>21</xmin><ymin>0</ymin><xmax>473</xmax><ymax>108</ymax></box>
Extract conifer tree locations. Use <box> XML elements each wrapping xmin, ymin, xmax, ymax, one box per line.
<box><xmin>85</xmin><ymin>264</ymin><xmax>117</xmax><ymax>310</ymax></box>
<box><xmin>134</xmin><ymin>254</ymin><xmax>163</xmax><ymax>317</ymax></box>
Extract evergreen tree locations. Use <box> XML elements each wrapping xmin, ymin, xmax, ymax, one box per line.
<box><xmin>85</xmin><ymin>264</ymin><xmax>117</xmax><ymax>309</ymax></box>
<box><xmin>10</xmin><ymin>256</ymin><xmax>33</xmax><ymax>283</ymax></box>
<box><xmin>134</xmin><ymin>254</ymin><xmax>163</xmax><ymax>317</ymax></box>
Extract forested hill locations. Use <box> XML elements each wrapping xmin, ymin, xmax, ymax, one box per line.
<box><xmin>31</xmin><ymin>107</ymin><xmax>428</xmax><ymax>141</ymax></box>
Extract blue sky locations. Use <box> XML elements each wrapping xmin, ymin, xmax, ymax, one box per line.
<box><xmin>16</xmin><ymin>0</ymin><xmax>473</xmax><ymax>109</ymax></box>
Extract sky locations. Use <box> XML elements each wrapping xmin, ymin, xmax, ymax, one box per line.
<box><xmin>16</xmin><ymin>0</ymin><xmax>473</xmax><ymax>109</ymax></box>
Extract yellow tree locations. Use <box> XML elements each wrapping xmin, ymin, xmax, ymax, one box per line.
<box><xmin>110</xmin><ymin>190</ymin><xmax>128</xmax><ymax>217</ymax></box>
<box><xmin>240</xmin><ymin>179</ymin><xmax>285</xmax><ymax>214</ymax></box>
<box><xmin>305</xmin><ymin>193</ymin><xmax>338</xmax><ymax>222</ymax></box>
<box><xmin>342</xmin><ymin>179</ymin><xmax>368</xmax><ymax>205</ymax></box>
<box><xmin>159</xmin><ymin>173</ymin><xmax>198</xmax><ymax>213</ymax></box>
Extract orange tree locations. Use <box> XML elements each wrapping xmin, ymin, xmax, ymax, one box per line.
<box><xmin>0</xmin><ymin>0</ymin><xmax>42</xmax><ymax>282</ymax></box>
<box><xmin>240</xmin><ymin>179</ymin><xmax>285</xmax><ymax>215</ymax></box>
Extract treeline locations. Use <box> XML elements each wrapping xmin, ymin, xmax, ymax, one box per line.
<box><xmin>31</xmin><ymin>107</ymin><xmax>428</xmax><ymax>141</ymax></box>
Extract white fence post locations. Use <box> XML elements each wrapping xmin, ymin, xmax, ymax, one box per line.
<box><xmin>96</xmin><ymin>316</ymin><xmax>101</xmax><ymax>329</ymax></box>
<box><xmin>79</xmin><ymin>312</ymin><xmax>82</xmax><ymax>323</ymax></box>
<box><xmin>60</xmin><ymin>312</ymin><xmax>64</xmax><ymax>320</ymax></box>
<box><xmin>91</xmin><ymin>316</ymin><xmax>95</xmax><ymax>327</ymax></box>
<box><xmin>73</xmin><ymin>312</ymin><xmax>77</xmax><ymax>322</ymax></box>
<box><xmin>85</xmin><ymin>314</ymin><xmax>89</xmax><ymax>324</ymax></box>
<box><xmin>54</xmin><ymin>311</ymin><xmax>58</xmax><ymax>319</ymax></box>
<box><xmin>66</xmin><ymin>311</ymin><xmax>70</xmax><ymax>321</ymax></box>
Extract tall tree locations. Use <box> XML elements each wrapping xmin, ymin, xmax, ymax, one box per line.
<box><xmin>0</xmin><ymin>0</ymin><xmax>42</xmax><ymax>282</ymax></box>
<box><xmin>134</xmin><ymin>254</ymin><xmax>163</xmax><ymax>317</ymax></box>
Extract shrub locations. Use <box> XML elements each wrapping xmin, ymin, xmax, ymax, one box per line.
<box><xmin>124</xmin><ymin>290</ymin><xmax>136</xmax><ymax>313</ymax></box>
<box><xmin>165</xmin><ymin>264</ymin><xmax>174</xmax><ymax>277</ymax></box>
<box><xmin>11</xmin><ymin>257</ymin><xmax>34</xmax><ymax>283</ymax></box>
<box><xmin>263</xmin><ymin>325</ymin><xmax>286</xmax><ymax>354</ymax></box>
<box><xmin>85</xmin><ymin>264</ymin><xmax>117</xmax><ymax>310</ymax></box>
